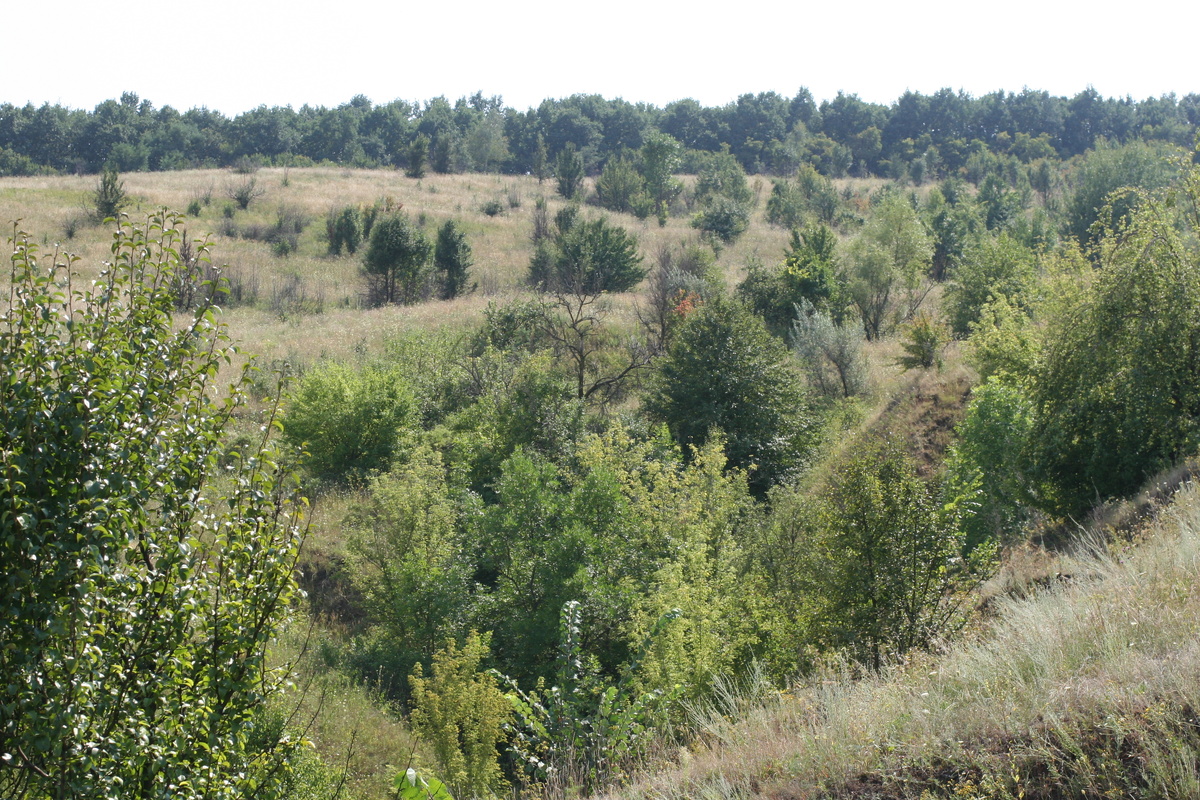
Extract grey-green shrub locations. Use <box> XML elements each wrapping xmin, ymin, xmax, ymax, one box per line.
<box><xmin>790</xmin><ymin>299</ymin><xmax>866</xmax><ymax>398</ymax></box>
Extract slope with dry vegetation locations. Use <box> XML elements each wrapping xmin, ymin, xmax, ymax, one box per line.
<box><xmin>606</xmin><ymin>469</ymin><xmax>1200</xmax><ymax>800</ymax></box>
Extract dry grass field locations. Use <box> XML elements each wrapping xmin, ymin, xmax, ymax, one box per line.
<box><xmin>1</xmin><ymin>166</ymin><xmax>806</xmax><ymax>375</ymax></box>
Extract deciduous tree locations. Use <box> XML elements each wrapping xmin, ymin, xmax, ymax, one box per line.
<box><xmin>0</xmin><ymin>214</ymin><xmax>305</xmax><ymax>798</ymax></box>
<box><xmin>644</xmin><ymin>295</ymin><xmax>815</xmax><ymax>495</ymax></box>
<box><xmin>1032</xmin><ymin>173</ymin><xmax>1200</xmax><ymax>515</ymax></box>
<box><xmin>806</xmin><ymin>442</ymin><xmax>986</xmax><ymax>670</ymax></box>
<box><xmin>844</xmin><ymin>193</ymin><xmax>933</xmax><ymax>339</ymax></box>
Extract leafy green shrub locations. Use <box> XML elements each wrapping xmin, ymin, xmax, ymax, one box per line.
<box><xmin>641</xmin><ymin>132</ymin><xmax>683</xmax><ymax>225</ymax></box>
<box><xmin>804</xmin><ymin>441</ymin><xmax>992</xmax><ymax>669</ymax></box>
<box><xmin>0</xmin><ymin>145</ymin><xmax>46</xmax><ymax>177</ymax></box>
<box><xmin>964</xmin><ymin>294</ymin><xmax>1038</xmax><ymax>381</ymax></box>
<box><xmin>691</xmin><ymin>195</ymin><xmax>750</xmax><ymax>245</ymax></box>
<box><xmin>345</xmin><ymin>446</ymin><xmax>467</xmax><ymax>691</ymax></box>
<box><xmin>437</xmin><ymin>351</ymin><xmax>582</xmax><ymax>499</ymax></box>
<box><xmin>480</xmin><ymin>198</ymin><xmax>505</xmax><ymax>217</ymax></box>
<box><xmin>924</xmin><ymin>183</ymin><xmax>981</xmax><ymax>280</ymax></box>
<box><xmin>268</xmin><ymin>204</ymin><xmax>309</xmax><ymax>256</ymax></box>
<box><xmin>844</xmin><ymin>193</ymin><xmax>934</xmax><ymax>339</ymax></box>
<box><xmin>468</xmin><ymin>297</ymin><xmax>553</xmax><ymax>356</ymax></box>
<box><xmin>500</xmin><ymin>602</ymin><xmax>678</xmax><ymax>793</ymax></box>
<box><xmin>282</xmin><ymin>360</ymin><xmax>416</xmax><ymax>483</ymax></box>
<box><xmin>409</xmin><ymin>632</ymin><xmax>511</xmax><ymax>800</ymax></box>
<box><xmin>765</xmin><ymin>179</ymin><xmax>807</xmax><ymax>229</ymax></box>
<box><xmin>361</xmin><ymin>197</ymin><xmax>384</xmax><ymax>239</ymax></box>
<box><xmin>596</xmin><ymin>157</ymin><xmax>648</xmax><ymax>216</ymax></box>
<box><xmin>693</xmin><ymin>149</ymin><xmax>752</xmax><ymax>206</ymax></box>
<box><xmin>0</xmin><ymin>213</ymin><xmax>305</xmax><ymax>797</ymax></box>
<box><xmin>895</xmin><ymin>311</ymin><xmax>949</xmax><ymax>370</ymax></box>
<box><xmin>738</xmin><ymin>225</ymin><xmax>841</xmax><ymax>334</ymax></box>
<box><xmin>944</xmin><ymin>233</ymin><xmax>1036</xmax><ymax>337</ymax></box>
<box><xmin>767</xmin><ymin>167</ymin><xmax>842</xmax><ymax>230</ymax></box>
<box><xmin>945</xmin><ymin>378</ymin><xmax>1038</xmax><ymax>550</ymax></box>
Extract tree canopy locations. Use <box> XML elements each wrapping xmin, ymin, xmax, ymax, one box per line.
<box><xmin>643</xmin><ymin>295</ymin><xmax>815</xmax><ymax>495</ymax></box>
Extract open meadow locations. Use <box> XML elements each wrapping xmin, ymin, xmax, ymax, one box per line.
<box><xmin>1</xmin><ymin>166</ymin><xmax>805</xmax><ymax>371</ymax></box>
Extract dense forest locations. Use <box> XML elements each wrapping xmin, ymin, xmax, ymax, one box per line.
<box><xmin>4</xmin><ymin>83</ymin><xmax>1200</xmax><ymax>800</ymax></box>
<box><xmin>2</xmin><ymin>87</ymin><xmax>1198</xmax><ymax>179</ymax></box>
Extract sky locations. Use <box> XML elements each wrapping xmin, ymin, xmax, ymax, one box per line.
<box><xmin>10</xmin><ymin>0</ymin><xmax>1198</xmax><ymax>116</ymax></box>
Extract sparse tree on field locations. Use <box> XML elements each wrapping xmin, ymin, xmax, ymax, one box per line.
<box><xmin>92</xmin><ymin>167</ymin><xmax>126</xmax><ymax>220</ymax></box>
<box><xmin>640</xmin><ymin>132</ymin><xmax>683</xmax><ymax>225</ymax></box>
<box><xmin>226</xmin><ymin>175</ymin><xmax>266</xmax><ymax>210</ymax></box>
<box><xmin>532</xmin><ymin>134</ymin><xmax>549</xmax><ymax>183</ymax></box>
<box><xmin>555</xmin><ymin>146</ymin><xmax>585</xmax><ymax>200</ymax></box>
<box><xmin>434</xmin><ymin>219</ymin><xmax>475</xmax><ymax>300</ymax></box>
<box><xmin>407</xmin><ymin>134</ymin><xmax>430</xmax><ymax>179</ymax></box>
<box><xmin>327</xmin><ymin>205</ymin><xmax>364</xmax><ymax>255</ymax></box>
<box><xmin>363</xmin><ymin>212</ymin><xmax>432</xmax><ymax>305</ymax></box>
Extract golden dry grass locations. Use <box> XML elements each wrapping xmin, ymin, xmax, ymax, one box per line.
<box><xmin>1</xmin><ymin>166</ymin><xmax>804</xmax><ymax>375</ymax></box>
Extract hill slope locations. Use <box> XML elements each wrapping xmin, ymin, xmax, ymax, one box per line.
<box><xmin>605</xmin><ymin>476</ymin><xmax>1200</xmax><ymax>799</ymax></box>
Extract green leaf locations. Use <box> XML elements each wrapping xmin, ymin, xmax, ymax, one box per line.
<box><xmin>395</xmin><ymin>768</ymin><xmax>454</xmax><ymax>800</ymax></box>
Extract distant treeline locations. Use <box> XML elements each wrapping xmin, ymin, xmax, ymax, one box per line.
<box><xmin>1</xmin><ymin>87</ymin><xmax>1197</xmax><ymax>179</ymax></box>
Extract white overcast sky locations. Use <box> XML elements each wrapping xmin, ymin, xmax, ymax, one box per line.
<box><xmin>9</xmin><ymin>0</ymin><xmax>1198</xmax><ymax>115</ymax></box>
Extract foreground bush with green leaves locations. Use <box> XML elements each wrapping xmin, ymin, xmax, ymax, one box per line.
<box><xmin>0</xmin><ymin>215</ymin><xmax>309</xmax><ymax>798</ymax></box>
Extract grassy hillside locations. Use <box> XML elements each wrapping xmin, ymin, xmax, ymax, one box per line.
<box><xmin>603</xmin><ymin>468</ymin><xmax>1200</xmax><ymax>800</ymax></box>
<box><xmin>0</xmin><ymin>167</ymin><xmax>804</xmax><ymax>376</ymax></box>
